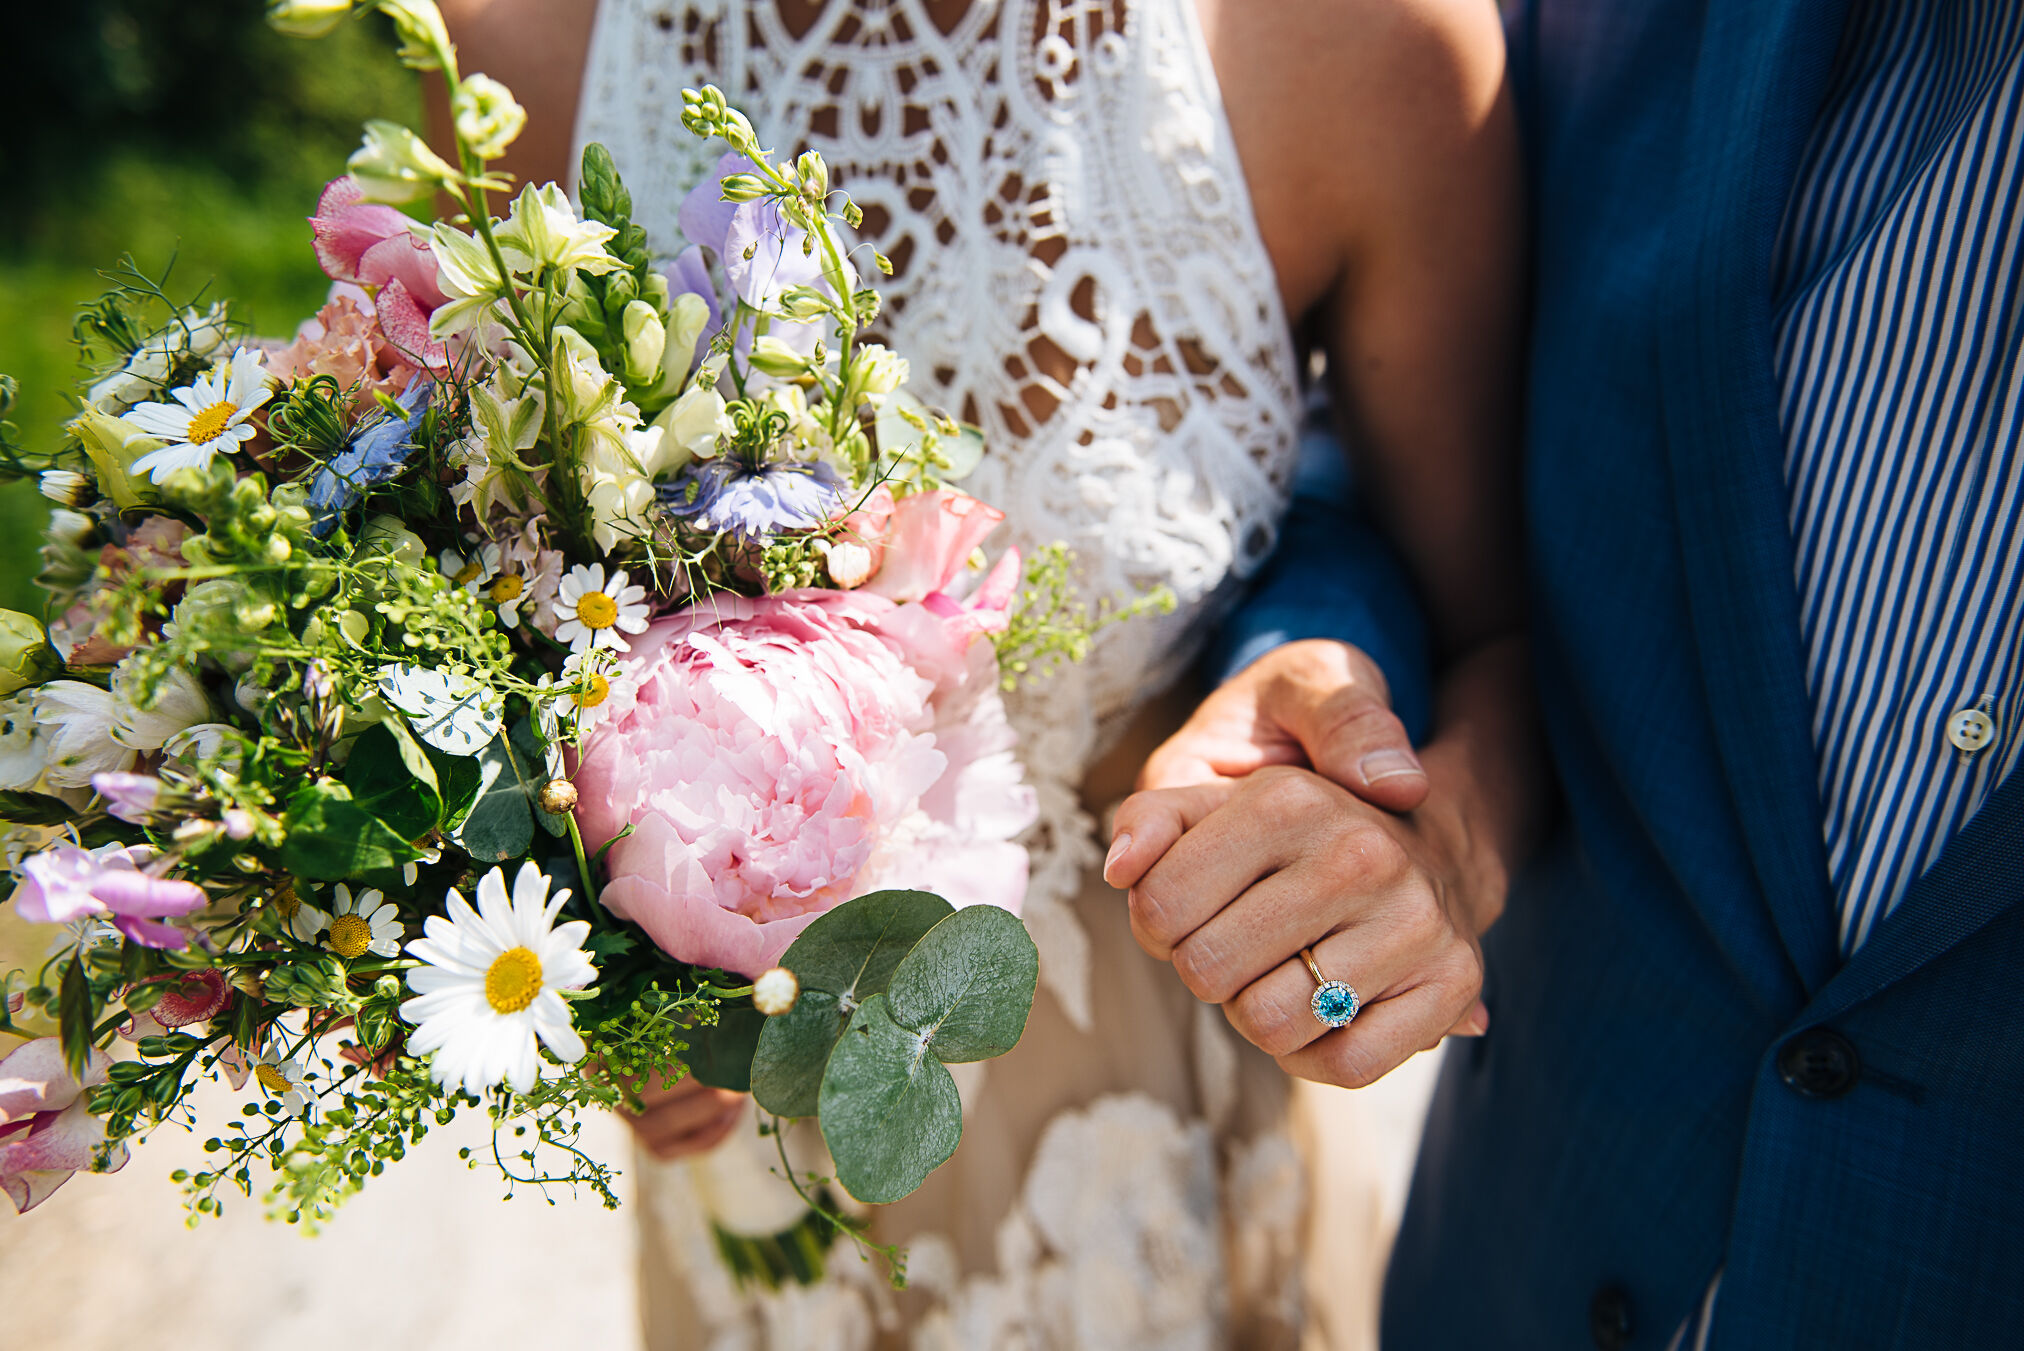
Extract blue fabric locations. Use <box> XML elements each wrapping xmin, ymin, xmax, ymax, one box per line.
<box><xmin>1216</xmin><ymin>0</ymin><xmax>2024</xmax><ymax>1342</ymax></box>
<box><xmin>1206</xmin><ymin>411</ymin><xmax>1433</xmax><ymax>742</ymax></box>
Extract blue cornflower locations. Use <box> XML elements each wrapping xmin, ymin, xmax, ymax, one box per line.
<box><xmin>309</xmin><ymin>381</ymin><xmax>432</xmax><ymax>536</ymax></box>
<box><xmin>660</xmin><ymin>455</ymin><xmax>846</xmax><ymax>543</ymax></box>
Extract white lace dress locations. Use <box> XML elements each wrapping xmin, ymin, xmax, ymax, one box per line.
<box><xmin>573</xmin><ymin>3</ymin><xmax>1371</xmax><ymax>1347</ymax></box>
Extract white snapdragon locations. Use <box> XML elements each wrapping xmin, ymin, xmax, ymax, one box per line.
<box><xmin>33</xmin><ymin>682</ymin><xmax>136</xmax><ymax>790</ymax></box>
<box><xmin>495</xmin><ymin>184</ymin><xmax>621</xmax><ymax>278</ymax></box>
<box><xmin>349</xmin><ymin>120</ymin><xmax>460</xmax><ymax>204</ymax></box>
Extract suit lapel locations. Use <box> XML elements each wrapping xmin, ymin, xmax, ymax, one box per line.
<box><xmin>1655</xmin><ymin>0</ymin><xmax>1851</xmax><ymax>994</ymax></box>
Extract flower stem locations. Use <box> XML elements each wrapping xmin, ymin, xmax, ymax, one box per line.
<box><xmin>566</xmin><ymin>811</ymin><xmax>600</xmax><ymax>912</ymax></box>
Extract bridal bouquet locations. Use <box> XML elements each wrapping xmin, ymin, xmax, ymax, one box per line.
<box><xmin>0</xmin><ymin>0</ymin><xmax>1144</xmax><ymax>1271</ymax></box>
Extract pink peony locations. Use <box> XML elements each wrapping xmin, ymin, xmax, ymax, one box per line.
<box><xmin>14</xmin><ymin>844</ymin><xmax>208</xmax><ymax>949</ymax></box>
<box><xmin>0</xmin><ymin>1037</ymin><xmax>127</xmax><ymax>1213</ymax></box>
<box><xmin>573</xmin><ymin>586</ymin><xmax>1037</xmax><ymax>976</ymax></box>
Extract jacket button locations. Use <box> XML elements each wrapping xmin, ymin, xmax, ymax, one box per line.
<box><xmin>1778</xmin><ymin>1028</ymin><xmax>1860</xmax><ymax>1098</ymax></box>
<box><xmin>1590</xmin><ymin>1284</ymin><xmax>1634</xmax><ymax>1349</ymax></box>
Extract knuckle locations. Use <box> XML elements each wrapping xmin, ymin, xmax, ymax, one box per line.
<box><xmin>1171</xmin><ymin>934</ymin><xmax>1234</xmax><ymax>1003</ymax></box>
<box><xmin>1321</xmin><ymin>1038</ymin><xmax>1388</xmax><ymax>1091</ymax></box>
<box><xmin>1128</xmin><ymin>882</ymin><xmax>1181</xmax><ymax>947</ymax></box>
<box><xmin>1229</xmin><ymin>985</ymin><xmax>1303</xmax><ymax>1056</ymax></box>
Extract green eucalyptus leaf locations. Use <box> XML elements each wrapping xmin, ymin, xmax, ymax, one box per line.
<box><xmin>885</xmin><ymin>903</ymin><xmax>1039</xmax><ymax>1063</ymax></box>
<box><xmin>749</xmin><ymin>889</ymin><xmax>953</xmax><ymax>1118</ymax></box>
<box><xmin>817</xmin><ymin>992</ymin><xmax>962</xmax><ymax>1204</ymax></box>
<box><xmin>449</xmin><ymin>730</ymin><xmax>539</xmax><ymax>863</ymax></box>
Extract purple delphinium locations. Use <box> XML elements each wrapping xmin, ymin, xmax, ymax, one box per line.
<box><xmin>679</xmin><ymin>152</ymin><xmax>825</xmax><ymax>308</ymax></box>
<box><xmin>661</xmin><ymin>456</ymin><xmax>846</xmax><ymax>544</ymax></box>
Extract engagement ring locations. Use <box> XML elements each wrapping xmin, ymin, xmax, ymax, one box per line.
<box><xmin>1301</xmin><ymin>947</ymin><xmax>1360</xmax><ymax>1029</ymax></box>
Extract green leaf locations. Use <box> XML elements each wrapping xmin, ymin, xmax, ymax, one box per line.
<box><xmin>582</xmin><ymin>930</ymin><xmax>636</xmax><ymax>960</ymax></box>
<box><xmin>341</xmin><ymin>724</ymin><xmax>439</xmax><ymax>840</ymax></box>
<box><xmin>511</xmin><ymin>717</ymin><xmax>568</xmax><ymax>838</ymax></box>
<box><xmin>817</xmin><ymin>992</ymin><xmax>963</xmax><ymax>1204</ymax></box>
<box><xmin>281</xmin><ymin>780</ymin><xmax>426</xmax><ymax>881</ymax></box>
<box><xmin>0</xmin><ymin>789</ymin><xmax>73</xmax><ymax>827</ymax></box>
<box><xmin>383</xmin><ymin>713</ymin><xmax>440</xmax><ymax>795</ymax></box>
<box><xmin>58</xmin><ymin>958</ymin><xmax>93</xmax><ymax>1082</ymax></box>
<box><xmin>749</xmin><ymin>889</ymin><xmax>954</xmax><ymax>1117</ymax></box>
<box><xmin>448</xmin><ymin>730</ymin><xmax>539</xmax><ymax>863</ymax></box>
<box><xmin>431</xmin><ymin>744</ymin><xmax>483</xmax><ymax>829</ymax></box>
<box><xmin>884</xmin><ymin>904</ymin><xmax>1039</xmax><ymax>1063</ymax></box>
<box><xmin>686</xmin><ymin>1004</ymin><xmax>766</xmax><ymax>1093</ymax></box>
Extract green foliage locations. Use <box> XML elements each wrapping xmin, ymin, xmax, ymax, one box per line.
<box><xmin>281</xmin><ymin>778</ymin><xmax>427</xmax><ymax>881</ymax></box>
<box><xmin>993</xmin><ymin>542</ymin><xmax>1179</xmax><ymax>689</ymax></box>
<box><xmin>751</xmin><ymin>889</ymin><xmax>954</xmax><ymax>1117</ymax></box>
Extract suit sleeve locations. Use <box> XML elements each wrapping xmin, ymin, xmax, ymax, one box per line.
<box><xmin>1205</xmin><ymin>415</ymin><xmax>1435</xmax><ymax>744</ymax></box>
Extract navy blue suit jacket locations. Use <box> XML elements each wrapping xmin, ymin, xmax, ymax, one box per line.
<box><xmin>1219</xmin><ymin>0</ymin><xmax>2024</xmax><ymax>1344</ymax></box>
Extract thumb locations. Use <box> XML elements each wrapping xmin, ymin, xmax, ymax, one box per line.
<box><xmin>1265</xmin><ymin>664</ymin><xmax>1428</xmax><ymax>812</ymax></box>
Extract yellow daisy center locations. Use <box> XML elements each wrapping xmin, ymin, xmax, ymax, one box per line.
<box><xmin>575</xmin><ymin>591</ymin><xmax>618</xmax><ymax>629</ymax></box>
<box><xmin>271</xmin><ymin>881</ymin><xmax>300</xmax><ymax>919</ymax></box>
<box><xmin>185</xmin><ymin>400</ymin><xmax>239</xmax><ymax>445</ymax></box>
<box><xmin>327</xmin><ymin>913</ymin><xmax>373</xmax><ymax>959</ymax></box>
<box><xmin>489</xmin><ymin>574</ymin><xmax>525</xmax><ymax>603</ymax></box>
<box><xmin>485</xmin><ymin>946</ymin><xmax>544</xmax><ymax>1014</ymax></box>
<box><xmin>453</xmin><ymin>561</ymin><xmax>483</xmax><ymax>586</ymax></box>
<box><xmin>255</xmin><ymin>1063</ymin><xmax>292</xmax><ymax>1095</ymax></box>
<box><xmin>572</xmin><ymin>674</ymin><xmax>611</xmax><ymax>709</ymax></box>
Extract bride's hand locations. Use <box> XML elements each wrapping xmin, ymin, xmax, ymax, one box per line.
<box><xmin>1135</xmin><ymin>639</ymin><xmax>1429</xmax><ymax>811</ymax></box>
<box><xmin>622</xmin><ymin>1076</ymin><xmax>748</xmax><ymax>1161</ymax></box>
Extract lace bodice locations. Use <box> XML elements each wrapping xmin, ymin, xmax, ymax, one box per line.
<box><xmin>578</xmin><ymin>0</ymin><xmax>1302</xmax><ymax>1027</ymax></box>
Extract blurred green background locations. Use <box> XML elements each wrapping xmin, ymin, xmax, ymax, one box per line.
<box><xmin>0</xmin><ymin>1</ymin><xmax>419</xmax><ymax>613</ymax></box>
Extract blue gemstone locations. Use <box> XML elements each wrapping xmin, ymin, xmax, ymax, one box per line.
<box><xmin>1312</xmin><ymin>981</ymin><xmax>1360</xmax><ymax>1027</ymax></box>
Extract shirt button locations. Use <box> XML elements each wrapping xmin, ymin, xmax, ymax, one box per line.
<box><xmin>1778</xmin><ymin>1028</ymin><xmax>1861</xmax><ymax>1098</ymax></box>
<box><xmin>1589</xmin><ymin>1285</ymin><xmax>1635</xmax><ymax>1350</ymax></box>
<box><xmin>1946</xmin><ymin>707</ymin><xmax>1996</xmax><ymax>754</ymax></box>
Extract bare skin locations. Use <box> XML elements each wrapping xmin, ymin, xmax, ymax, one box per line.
<box><xmin>437</xmin><ymin>0</ymin><xmax>1544</xmax><ymax>1123</ymax></box>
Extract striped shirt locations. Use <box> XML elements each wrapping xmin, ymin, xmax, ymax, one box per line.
<box><xmin>1677</xmin><ymin>1</ymin><xmax>2024</xmax><ymax>1343</ymax></box>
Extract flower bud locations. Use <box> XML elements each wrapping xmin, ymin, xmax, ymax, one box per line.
<box><xmin>795</xmin><ymin>150</ymin><xmax>829</xmax><ymax>202</ymax></box>
<box><xmin>37</xmin><ymin>469</ymin><xmax>91</xmax><ymax>507</ymax></box>
<box><xmin>452</xmin><ymin>73</ymin><xmax>526</xmax><ymax>160</ymax></box>
<box><xmin>537</xmin><ymin>778</ymin><xmax>579</xmax><ymax>814</ymax></box>
<box><xmin>348</xmin><ymin>120</ymin><xmax>460</xmax><ymax>204</ymax></box>
<box><xmin>621</xmin><ymin>299</ymin><xmax>667</xmax><ymax>387</ymax></box>
<box><xmin>377</xmin><ymin>0</ymin><xmax>453</xmax><ymax>70</ymax></box>
<box><xmin>822</xmin><ymin>541</ymin><xmax>873</xmax><ymax>589</ymax></box>
<box><xmin>265</xmin><ymin>0</ymin><xmax>352</xmax><ymax>37</ymax></box>
<box><xmin>718</xmin><ymin>173</ymin><xmax>770</xmax><ymax>203</ymax></box>
<box><xmin>752</xmin><ymin>967</ymin><xmax>800</xmax><ymax>1017</ymax></box>
<box><xmin>748</xmin><ymin>335</ymin><xmax>814</xmax><ymax>379</ymax></box>
<box><xmin>0</xmin><ymin>609</ymin><xmax>60</xmax><ymax>695</ymax></box>
<box><xmin>70</xmin><ymin>405</ymin><xmax>159</xmax><ymax>511</ymax></box>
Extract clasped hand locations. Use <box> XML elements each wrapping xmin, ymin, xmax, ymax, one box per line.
<box><xmin>1105</xmin><ymin>640</ymin><xmax>1516</xmax><ymax>1089</ymax></box>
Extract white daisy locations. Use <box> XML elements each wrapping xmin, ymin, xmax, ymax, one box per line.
<box><xmin>402</xmin><ymin>842</ymin><xmax>443</xmax><ymax>888</ymax></box>
<box><xmin>375</xmin><ymin>663</ymin><xmax>503</xmax><ymax>757</ymax></box>
<box><xmin>550</xmin><ymin>649</ymin><xmax>635</xmax><ymax>735</ymax></box>
<box><xmin>119</xmin><ymin>347</ymin><xmax>276</xmax><ymax>483</ymax></box>
<box><xmin>399</xmin><ymin>862</ymin><xmax>596</xmax><ymax>1096</ymax></box>
<box><xmin>273</xmin><ymin>882</ymin><xmax>330</xmax><ymax>944</ymax></box>
<box><xmin>252</xmin><ymin>1054</ymin><xmax>311</xmax><ymax>1117</ymax></box>
<box><xmin>551</xmin><ymin>563</ymin><xmax>650</xmax><ymax>654</ymax></box>
<box><xmin>323</xmin><ymin>884</ymin><xmax>403</xmax><ymax>960</ymax></box>
<box><xmin>437</xmin><ymin>543</ymin><xmax>501</xmax><ymax>595</ymax></box>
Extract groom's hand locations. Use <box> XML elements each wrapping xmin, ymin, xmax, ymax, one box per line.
<box><xmin>1105</xmin><ymin>765</ymin><xmax>1492</xmax><ymax>1088</ymax></box>
<box><xmin>1137</xmin><ymin>639</ymin><xmax>1429</xmax><ymax>811</ymax></box>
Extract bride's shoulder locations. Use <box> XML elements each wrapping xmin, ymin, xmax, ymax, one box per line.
<box><xmin>1206</xmin><ymin>0</ymin><xmax>1516</xmax><ymax>322</ymax></box>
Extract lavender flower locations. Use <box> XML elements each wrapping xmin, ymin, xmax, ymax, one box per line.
<box><xmin>661</xmin><ymin>456</ymin><xmax>846</xmax><ymax>543</ymax></box>
<box><xmin>679</xmin><ymin>153</ymin><xmax>825</xmax><ymax>308</ymax></box>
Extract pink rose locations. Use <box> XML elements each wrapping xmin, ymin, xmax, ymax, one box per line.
<box><xmin>0</xmin><ymin>1037</ymin><xmax>128</xmax><ymax>1213</ymax></box>
<box><xmin>862</xmin><ymin>489</ymin><xmax>1005</xmax><ymax>603</ymax></box>
<box><xmin>573</xmin><ymin>588</ymin><xmax>1037</xmax><ymax>976</ymax></box>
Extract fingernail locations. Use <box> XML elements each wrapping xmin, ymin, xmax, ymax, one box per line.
<box><xmin>1104</xmin><ymin>833</ymin><xmax>1132</xmax><ymax>875</ymax></box>
<box><xmin>1359</xmin><ymin>747</ymin><xmax>1425</xmax><ymax>785</ymax></box>
<box><xmin>1464</xmin><ymin>1002</ymin><xmax>1491</xmax><ymax>1036</ymax></box>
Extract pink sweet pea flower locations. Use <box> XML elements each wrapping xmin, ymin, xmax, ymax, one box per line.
<box><xmin>861</xmin><ymin>489</ymin><xmax>1006</xmax><ymax>604</ymax></box>
<box><xmin>573</xmin><ymin>588</ymin><xmax>1037</xmax><ymax>976</ymax></box>
<box><xmin>0</xmin><ymin>1037</ymin><xmax>127</xmax><ymax>1213</ymax></box>
<box><xmin>14</xmin><ymin>844</ymin><xmax>208</xmax><ymax>949</ymax></box>
<box><xmin>305</xmin><ymin>178</ymin><xmax>450</xmax><ymax>374</ymax></box>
